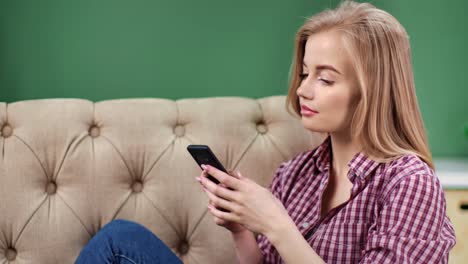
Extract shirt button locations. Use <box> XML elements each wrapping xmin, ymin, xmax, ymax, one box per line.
<box><xmin>301</xmin><ymin>222</ymin><xmax>310</xmax><ymax>228</ymax></box>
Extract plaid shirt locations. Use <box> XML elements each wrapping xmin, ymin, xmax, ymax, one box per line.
<box><xmin>257</xmin><ymin>137</ymin><xmax>456</xmax><ymax>263</ymax></box>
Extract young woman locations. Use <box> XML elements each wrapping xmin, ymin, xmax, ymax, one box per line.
<box><xmin>76</xmin><ymin>1</ymin><xmax>456</xmax><ymax>263</ymax></box>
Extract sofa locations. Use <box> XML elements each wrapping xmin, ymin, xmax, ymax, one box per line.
<box><xmin>0</xmin><ymin>96</ymin><xmax>325</xmax><ymax>263</ymax></box>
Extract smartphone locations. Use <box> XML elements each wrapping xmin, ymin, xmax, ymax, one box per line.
<box><xmin>187</xmin><ymin>145</ymin><xmax>227</xmax><ymax>184</ymax></box>
<box><xmin>187</xmin><ymin>145</ymin><xmax>231</xmax><ymax>212</ymax></box>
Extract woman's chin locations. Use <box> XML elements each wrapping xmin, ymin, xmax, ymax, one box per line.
<box><xmin>301</xmin><ymin>123</ymin><xmax>328</xmax><ymax>133</ymax></box>
<box><xmin>300</xmin><ymin>117</ymin><xmax>331</xmax><ymax>132</ymax></box>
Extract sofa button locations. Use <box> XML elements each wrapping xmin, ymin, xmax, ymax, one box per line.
<box><xmin>132</xmin><ymin>181</ymin><xmax>143</xmax><ymax>193</ymax></box>
<box><xmin>5</xmin><ymin>247</ymin><xmax>17</xmax><ymax>261</ymax></box>
<box><xmin>256</xmin><ymin>123</ymin><xmax>268</xmax><ymax>134</ymax></box>
<box><xmin>46</xmin><ymin>181</ymin><xmax>57</xmax><ymax>195</ymax></box>
<box><xmin>89</xmin><ymin>125</ymin><xmax>100</xmax><ymax>138</ymax></box>
<box><xmin>179</xmin><ymin>241</ymin><xmax>189</xmax><ymax>255</ymax></box>
<box><xmin>174</xmin><ymin>125</ymin><xmax>185</xmax><ymax>137</ymax></box>
<box><xmin>1</xmin><ymin>124</ymin><xmax>13</xmax><ymax>138</ymax></box>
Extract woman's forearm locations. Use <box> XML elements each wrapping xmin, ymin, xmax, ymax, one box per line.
<box><xmin>232</xmin><ymin>229</ymin><xmax>263</xmax><ymax>264</ymax></box>
<box><xmin>266</xmin><ymin>217</ymin><xmax>325</xmax><ymax>264</ymax></box>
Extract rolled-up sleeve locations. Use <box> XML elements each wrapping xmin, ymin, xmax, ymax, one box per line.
<box><xmin>359</xmin><ymin>174</ymin><xmax>456</xmax><ymax>263</ymax></box>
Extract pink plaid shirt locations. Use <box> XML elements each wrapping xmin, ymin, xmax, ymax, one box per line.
<box><xmin>257</xmin><ymin>136</ymin><xmax>456</xmax><ymax>263</ymax></box>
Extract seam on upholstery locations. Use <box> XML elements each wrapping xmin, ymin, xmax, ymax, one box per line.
<box><xmin>142</xmin><ymin>134</ymin><xmax>195</xmax><ymax>183</ymax></box>
<box><xmin>110</xmin><ymin>191</ymin><xmax>133</xmax><ymax>222</ymax></box>
<box><xmin>113</xmin><ymin>254</ymin><xmax>138</xmax><ymax>264</ymax></box>
<box><xmin>92</xmin><ymin>104</ymin><xmax>96</xmax><ymax>175</ymax></box>
<box><xmin>142</xmin><ymin>138</ymin><xmax>175</xmax><ymax>182</ymax></box>
<box><xmin>0</xmin><ymin>225</ymin><xmax>9</xmax><ymax>249</ymax></box>
<box><xmin>13</xmin><ymin>195</ymin><xmax>48</xmax><ymax>245</ymax></box>
<box><xmin>188</xmin><ymin>254</ymin><xmax>202</xmax><ymax>264</ymax></box>
<box><xmin>230</xmin><ymin>98</ymin><xmax>264</xmax><ymax>170</ymax></box>
<box><xmin>255</xmin><ymin>98</ymin><xmax>288</xmax><ymax>161</ymax></box>
<box><xmin>257</xmin><ymin>98</ymin><xmax>266</xmax><ymax>125</ymax></box>
<box><xmin>13</xmin><ymin>135</ymin><xmax>48</xmax><ymax>181</ymax></box>
<box><xmin>173</xmin><ymin>100</ymin><xmax>196</xmax><ymax>147</ymax></box>
<box><xmin>175</xmin><ymin>132</ymin><xmax>195</xmax><ymax>146</ymax></box>
<box><xmin>141</xmin><ymin>192</ymin><xmax>182</xmax><ymax>239</ymax></box>
<box><xmin>100</xmin><ymin>134</ymin><xmax>135</xmax><ymax>179</ymax></box>
<box><xmin>187</xmin><ymin>208</ymin><xmax>209</xmax><ymax>242</ymax></box>
<box><xmin>56</xmin><ymin>192</ymin><xmax>93</xmax><ymax>237</ymax></box>
<box><xmin>181</xmin><ymin>253</ymin><xmax>200</xmax><ymax>264</ymax></box>
<box><xmin>92</xmin><ymin>103</ymin><xmax>98</xmax><ymax>229</ymax></box>
<box><xmin>231</xmin><ymin>133</ymin><xmax>259</xmax><ymax>171</ymax></box>
<box><xmin>175</xmin><ymin>100</ymin><xmax>180</xmax><ymax>127</ymax></box>
<box><xmin>1</xmin><ymin>103</ymin><xmax>6</xmax><ymax>161</ymax></box>
<box><xmin>47</xmin><ymin>196</ymin><xmax>51</xmax><ymax>221</ymax></box>
<box><xmin>54</xmin><ymin>132</ymin><xmax>89</xmax><ymax>182</ymax></box>
<box><xmin>1</xmin><ymin>135</ymin><xmax>4</xmax><ymax>161</ymax></box>
<box><xmin>265</xmin><ymin>134</ymin><xmax>288</xmax><ymax>161</ymax></box>
<box><xmin>92</xmin><ymin>129</ymin><xmax>97</xmax><ymax>228</ymax></box>
<box><xmin>182</xmin><ymin>134</ymin><xmax>196</xmax><ymax>145</ymax></box>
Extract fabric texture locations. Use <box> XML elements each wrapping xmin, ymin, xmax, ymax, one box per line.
<box><xmin>0</xmin><ymin>96</ymin><xmax>324</xmax><ymax>263</ymax></box>
<box><xmin>257</xmin><ymin>136</ymin><xmax>456</xmax><ymax>263</ymax></box>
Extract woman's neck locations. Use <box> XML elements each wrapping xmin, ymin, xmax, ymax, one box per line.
<box><xmin>329</xmin><ymin>132</ymin><xmax>362</xmax><ymax>180</ymax></box>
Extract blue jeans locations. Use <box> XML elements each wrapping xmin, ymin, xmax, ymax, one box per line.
<box><xmin>75</xmin><ymin>219</ymin><xmax>183</xmax><ymax>264</ymax></box>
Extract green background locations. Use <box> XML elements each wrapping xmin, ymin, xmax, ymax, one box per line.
<box><xmin>0</xmin><ymin>0</ymin><xmax>467</xmax><ymax>157</ymax></box>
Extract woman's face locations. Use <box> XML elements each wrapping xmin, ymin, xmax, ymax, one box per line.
<box><xmin>296</xmin><ymin>30</ymin><xmax>361</xmax><ymax>135</ymax></box>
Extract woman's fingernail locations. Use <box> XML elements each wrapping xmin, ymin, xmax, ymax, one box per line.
<box><xmin>201</xmin><ymin>164</ymin><xmax>207</xmax><ymax>170</ymax></box>
<box><xmin>195</xmin><ymin>177</ymin><xmax>201</xmax><ymax>182</ymax></box>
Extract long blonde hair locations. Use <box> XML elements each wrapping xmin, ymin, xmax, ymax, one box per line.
<box><xmin>286</xmin><ymin>1</ymin><xmax>434</xmax><ymax>169</ymax></box>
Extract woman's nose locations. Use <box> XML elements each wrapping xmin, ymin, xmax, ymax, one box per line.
<box><xmin>297</xmin><ymin>81</ymin><xmax>315</xmax><ymax>99</ymax></box>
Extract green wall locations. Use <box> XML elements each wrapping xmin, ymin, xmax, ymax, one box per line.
<box><xmin>0</xmin><ymin>0</ymin><xmax>467</xmax><ymax>157</ymax></box>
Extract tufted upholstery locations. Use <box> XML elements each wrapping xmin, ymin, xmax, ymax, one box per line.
<box><xmin>0</xmin><ymin>96</ymin><xmax>325</xmax><ymax>263</ymax></box>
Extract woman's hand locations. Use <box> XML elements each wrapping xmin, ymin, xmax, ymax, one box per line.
<box><xmin>196</xmin><ymin>164</ymin><xmax>291</xmax><ymax>237</ymax></box>
<box><xmin>198</xmin><ymin>169</ymin><xmax>246</xmax><ymax>234</ymax></box>
<box><xmin>199</xmin><ymin>169</ymin><xmax>247</xmax><ymax>234</ymax></box>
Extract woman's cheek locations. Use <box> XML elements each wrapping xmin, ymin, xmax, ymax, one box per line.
<box><xmin>320</xmin><ymin>95</ymin><xmax>350</xmax><ymax>131</ymax></box>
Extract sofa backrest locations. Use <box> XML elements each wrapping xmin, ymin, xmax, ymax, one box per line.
<box><xmin>0</xmin><ymin>96</ymin><xmax>325</xmax><ymax>263</ymax></box>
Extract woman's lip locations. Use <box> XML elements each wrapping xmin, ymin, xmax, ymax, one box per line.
<box><xmin>301</xmin><ymin>110</ymin><xmax>318</xmax><ymax>116</ymax></box>
<box><xmin>300</xmin><ymin>105</ymin><xmax>318</xmax><ymax>113</ymax></box>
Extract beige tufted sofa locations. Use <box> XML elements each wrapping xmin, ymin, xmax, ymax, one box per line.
<box><xmin>0</xmin><ymin>96</ymin><xmax>325</xmax><ymax>263</ymax></box>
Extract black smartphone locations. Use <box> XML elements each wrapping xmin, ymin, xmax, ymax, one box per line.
<box><xmin>187</xmin><ymin>145</ymin><xmax>228</xmax><ymax>184</ymax></box>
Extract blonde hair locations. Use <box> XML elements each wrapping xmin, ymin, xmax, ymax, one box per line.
<box><xmin>286</xmin><ymin>1</ymin><xmax>434</xmax><ymax>169</ymax></box>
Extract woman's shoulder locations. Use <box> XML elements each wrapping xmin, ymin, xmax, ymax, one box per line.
<box><xmin>275</xmin><ymin>141</ymin><xmax>326</xmax><ymax>179</ymax></box>
<box><xmin>270</xmin><ymin>144</ymin><xmax>325</xmax><ymax>198</ymax></box>
<box><xmin>378</xmin><ymin>154</ymin><xmax>441</xmax><ymax>198</ymax></box>
<box><xmin>385</xmin><ymin>153</ymin><xmax>435</xmax><ymax>179</ymax></box>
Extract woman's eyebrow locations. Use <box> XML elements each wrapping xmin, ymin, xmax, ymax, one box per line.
<box><xmin>317</xmin><ymin>64</ymin><xmax>341</xmax><ymax>74</ymax></box>
<box><xmin>302</xmin><ymin>63</ymin><xmax>341</xmax><ymax>75</ymax></box>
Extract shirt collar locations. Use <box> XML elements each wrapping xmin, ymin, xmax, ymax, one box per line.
<box><xmin>313</xmin><ymin>136</ymin><xmax>381</xmax><ymax>181</ymax></box>
<box><xmin>313</xmin><ymin>136</ymin><xmax>332</xmax><ymax>173</ymax></box>
<box><xmin>347</xmin><ymin>152</ymin><xmax>381</xmax><ymax>181</ymax></box>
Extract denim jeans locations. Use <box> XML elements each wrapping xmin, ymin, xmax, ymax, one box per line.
<box><xmin>75</xmin><ymin>219</ymin><xmax>183</xmax><ymax>264</ymax></box>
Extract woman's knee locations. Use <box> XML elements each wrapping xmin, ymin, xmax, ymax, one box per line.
<box><xmin>77</xmin><ymin>219</ymin><xmax>181</xmax><ymax>264</ymax></box>
<box><xmin>102</xmin><ymin>219</ymin><xmax>142</xmax><ymax>231</ymax></box>
<box><xmin>99</xmin><ymin>219</ymin><xmax>154</xmax><ymax>241</ymax></box>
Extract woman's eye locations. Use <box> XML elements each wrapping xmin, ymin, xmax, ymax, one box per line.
<box><xmin>299</xmin><ymin>73</ymin><xmax>309</xmax><ymax>79</ymax></box>
<box><xmin>319</xmin><ymin>78</ymin><xmax>334</xmax><ymax>85</ymax></box>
